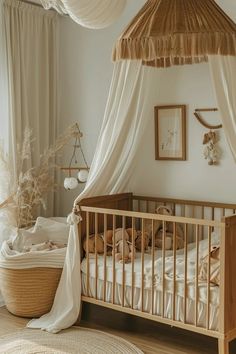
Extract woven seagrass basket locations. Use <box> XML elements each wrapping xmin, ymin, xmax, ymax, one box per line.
<box><xmin>0</xmin><ymin>267</ymin><xmax>62</xmax><ymax>318</ymax></box>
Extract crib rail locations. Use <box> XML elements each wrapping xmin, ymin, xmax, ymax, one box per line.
<box><xmin>133</xmin><ymin>195</ymin><xmax>236</xmax><ymax>221</ymax></box>
<box><xmin>80</xmin><ymin>206</ymin><xmax>224</xmax><ymax>227</ymax></box>
<box><xmin>80</xmin><ymin>204</ymin><xmax>225</xmax><ymax>338</ymax></box>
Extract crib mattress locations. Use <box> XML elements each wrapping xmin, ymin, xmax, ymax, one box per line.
<box><xmin>81</xmin><ymin>242</ymin><xmax>219</xmax><ymax>331</ymax></box>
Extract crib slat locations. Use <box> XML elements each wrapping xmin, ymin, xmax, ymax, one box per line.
<box><xmin>141</xmin><ymin>218</ymin><xmax>145</xmax><ymax>312</ymax></box>
<box><xmin>131</xmin><ymin>217</ymin><xmax>135</xmax><ymax>309</ymax></box>
<box><xmin>95</xmin><ymin>213</ymin><xmax>98</xmax><ymax>300</ymax></box>
<box><xmin>180</xmin><ymin>204</ymin><xmax>185</xmax><ymax>217</ymax></box>
<box><xmin>122</xmin><ymin>216</ymin><xmax>126</xmax><ymax>307</ymax></box>
<box><xmin>184</xmin><ymin>223</ymin><xmax>188</xmax><ymax>323</ymax></box>
<box><xmin>206</xmin><ymin>226</ymin><xmax>212</xmax><ymax>330</ymax></box>
<box><xmin>162</xmin><ymin>220</ymin><xmax>166</xmax><ymax>318</ymax></box>
<box><xmin>151</xmin><ymin>219</ymin><xmax>155</xmax><ymax>315</ymax></box>
<box><xmin>200</xmin><ymin>207</ymin><xmax>204</xmax><ymax>241</ymax></box>
<box><xmin>155</xmin><ymin>202</ymin><xmax>158</xmax><ymax>212</ymax></box>
<box><xmin>86</xmin><ymin>211</ymin><xmax>90</xmax><ymax>297</ymax></box>
<box><xmin>172</xmin><ymin>222</ymin><xmax>177</xmax><ymax>321</ymax></box>
<box><xmin>173</xmin><ymin>203</ymin><xmax>176</xmax><ymax>216</ymax></box>
<box><xmin>195</xmin><ymin>225</ymin><xmax>199</xmax><ymax>327</ymax></box>
<box><xmin>138</xmin><ymin>200</ymin><xmax>141</xmax><ymax>212</ymax></box>
<box><xmin>103</xmin><ymin>214</ymin><xmax>107</xmax><ymax>302</ymax></box>
<box><xmin>112</xmin><ymin>215</ymin><xmax>116</xmax><ymax>304</ymax></box>
<box><xmin>211</xmin><ymin>208</ymin><xmax>215</xmax><ymax>221</ymax></box>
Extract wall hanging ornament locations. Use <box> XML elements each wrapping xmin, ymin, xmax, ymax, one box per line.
<box><xmin>61</xmin><ymin>123</ymin><xmax>89</xmax><ymax>190</ymax></box>
<box><xmin>194</xmin><ymin>108</ymin><xmax>223</xmax><ymax>166</ymax></box>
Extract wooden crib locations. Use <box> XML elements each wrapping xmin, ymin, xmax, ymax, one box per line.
<box><xmin>77</xmin><ymin>193</ymin><xmax>236</xmax><ymax>354</ymax></box>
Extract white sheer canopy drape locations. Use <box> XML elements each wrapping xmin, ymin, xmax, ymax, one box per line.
<box><xmin>28</xmin><ymin>60</ymin><xmax>162</xmax><ymax>333</ymax></box>
<box><xmin>41</xmin><ymin>0</ymin><xmax>126</xmax><ymax>29</ymax></box>
<box><xmin>209</xmin><ymin>55</ymin><xmax>236</xmax><ymax>161</ymax></box>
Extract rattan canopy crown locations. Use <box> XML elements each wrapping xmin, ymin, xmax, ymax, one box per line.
<box><xmin>112</xmin><ymin>0</ymin><xmax>236</xmax><ymax>68</ymax></box>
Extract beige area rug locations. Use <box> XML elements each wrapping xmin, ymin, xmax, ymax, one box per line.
<box><xmin>0</xmin><ymin>327</ymin><xmax>143</xmax><ymax>354</ymax></box>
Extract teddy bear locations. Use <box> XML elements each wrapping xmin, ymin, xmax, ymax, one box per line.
<box><xmin>112</xmin><ymin>228</ymin><xmax>135</xmax><ymax>263</ymax></box>
<box><xmin>134</xmin><ymin>230</ymin><xmax>149</xmax><ymax>252</ymax></box>
<box><xmin>199</xmin><ymin>245</ymin><xmax>220</xmax><ymax>285</ymax></box>
<box><xmin>203</xmin><ymin>130</ymin><xmax>220</xmax><ymax>165</ymax></box>
<box><xmin>83</xmin><ymin>229</ymin><xmax>132</xmax><ymax>262</ymax></box>
<box><xmin>82</xmin><ymin>233</ymin><xmax>104</xmax><ymax>255</ymax></box>
<box><xmin>153</xmin><ymin>205</ymin><xmax>184</xmax><ymax>250</ymax></box>
<box><xmin>83</xmin><ymin>227</ymin><xmax>150</xmax><ymax>261</ymax></box>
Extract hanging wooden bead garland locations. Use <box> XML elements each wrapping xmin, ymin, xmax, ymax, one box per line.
<box><xmin>194</xmin><ymin>108</ymin><xmax>222</xmax><ymax>166</ymax></box>
<box><xmin>61</xmin><ymin>123</ymin><xmax>89</xmax><ymax>190</ymax></box>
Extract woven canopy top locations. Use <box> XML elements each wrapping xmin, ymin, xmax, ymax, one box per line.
<box><xmin>112</xmin><ymin>0</ymin><xmax>236</xmax><ymax>68</ymax></box>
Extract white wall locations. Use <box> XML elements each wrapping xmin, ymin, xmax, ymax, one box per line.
<box><xmin>58</xmin><ymin>0</ymin><xmax>236</xmax><ymax>215</ymax></box>
<box><xmin>131</xmin><ymin>63</ymin><xmax>236</xmax><ymax>203</ymax></box>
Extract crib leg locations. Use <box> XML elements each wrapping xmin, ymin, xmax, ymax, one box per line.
<box><xmin>218</xmin><ymin>338</ymin><xmax>229</xmax><ymax>354</ymax></box>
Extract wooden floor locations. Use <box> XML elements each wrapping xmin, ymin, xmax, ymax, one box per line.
<box><xmin>0</xmin><ymin>304</ymin><xmax>236</xmax><ymax>354</ymax></box>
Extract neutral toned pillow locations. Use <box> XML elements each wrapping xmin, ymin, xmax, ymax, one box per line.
<box><xmin>12</xmin><ymin>228</ymin><xmax>49</xmax><ymax>252</ymax></box>
<box><xmin>33</xmin><ymin>217</ymin><xmax>69</xmax><ymax>244</ymax></box>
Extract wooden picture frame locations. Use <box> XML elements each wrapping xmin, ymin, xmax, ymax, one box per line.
<box><xmin>155</xmin><ymin>105</ymin><xmax>186</xmax><ymax>160</ymax></box>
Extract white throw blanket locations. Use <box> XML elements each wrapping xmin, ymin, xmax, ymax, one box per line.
<box><xmin>0</xmin><ymin>241</ymin><xmax>66</xmax><ymax>269</ymax></box>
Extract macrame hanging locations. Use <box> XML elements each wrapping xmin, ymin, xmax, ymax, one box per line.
<box><xmin>112</xmin><ymin>0</ymin><xmax>236</xmax><ymax>68</ymax></box>
<box><xmin>194</xmin><ymin>108</ymin><xmax>223</xmax><ymax>165</ymax></box>
<box><xmin>61</xmin><ymin>123</ymin><xmax>89</xmax><ymax>190</ymax></box>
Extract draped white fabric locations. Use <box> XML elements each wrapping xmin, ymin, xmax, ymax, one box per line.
<box><xmin>209</xmin><ymin>55</ymin><xmax>236</xmax><ymax>161</ymax></box>
<box><xmin>0</xmin><ymin>0</ymin><xmax>11</xmax><ymax>224</ymax></box>
<box><xmin>3</xmin><ymin>0</ymin><xmax>59</xmax><ymax>216</ymax></box>
<box><xmin>28</xmin><ymin>60</ymin><xmax>162</xmax><ymax>333</ymax></box>
<box><xmin>0</xmin><ymin>1</ymin><xmax>9</xmax><ymax>153</ymax></box>
<box><xmin>41</xmin><ymin>0</ymin><xmax>126</xmax><ymax>29</ymax></box>
<box><xmin>0</xmin><ymin>1</ymin><xmax>12</xmax><ymax>306</ymax></box>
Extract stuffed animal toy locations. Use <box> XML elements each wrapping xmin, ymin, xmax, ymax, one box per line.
<box><xmin>199</xmin><ymin>245</ymin><xmax>220</xmax><ymax>285</ymax></box>
<box><xmin>135</xmin><ymin>231</ymin><xmax>149</xmax><ymax>252</ymax></box>
<box><xmin>83</xmin><ymin>227</ymin><xmax>150</xmax><ymax>261</ymax></box>
<box><xmin>203</xmin><ymin>130</ymin><xmax>220</xmax><ymax>165</ymax></box>
<box><xmin>24</xmin><ymin>241</ymin><xmax>66</xmax><ymax>252</ymax></box>
<box><xmin>82</xmin><ymin>234</ymin><xmax>104</xmax><ymax>254</ymax></box>
<box><xmin>154</xmin><ymin>206</ymin><xmax>184</xmax><ymax>250</ymax></box>
<box><xmin>126</xmin><ymin>228</ymin><xmax>149</xmax><ymax>252</ymax></box>
<box><xmin>112</xmin><ymin>228</ymin><xmax>135</xmax><ymax>263</ymax></box>
<box><xmin>126</xmin><ymin>228</ymin><xmax>137</xmax><ymax>241</ymax></box>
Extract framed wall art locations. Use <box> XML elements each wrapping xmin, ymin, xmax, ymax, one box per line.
<box><xmin>154</xmin><ymin>105</ymin><xmax>186</xmax><ymax>160</ymax></box>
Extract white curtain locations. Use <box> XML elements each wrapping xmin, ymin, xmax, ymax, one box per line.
<box><xmin>0</xmin><ymin>1</ymin><xmax>9</xmax><ymax>153</ymax></box>
<box><xmin>0</xmin><ymin>1</ymin><xmax>12</xmax><ymax>306</ymax></box>
<box><xmin>3</xmin><ymin>0</ymin><xmax>59</xmax><ymax>216</ymax></box>
<box><xmin>28</xmin><ymin>60</ymin><xmax>162</xmax><ymax>333</ymax></box>
<box><xmin>41</xmin><ymin>0</ymin><xmax>126</xmax><ymax>29</ymax></box>
<box><xmin>209</xmin><ymin>55</ymin><xmax>236</xmax><ymax>161</ymax></box>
